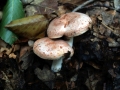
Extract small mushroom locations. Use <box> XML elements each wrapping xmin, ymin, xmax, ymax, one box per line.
<box><xmin>33</xmin><ymin>37</ymin><xmax>74</xmax><ymax>60</ymax></box>
<box><xmin>47</xmin><ymin>12</ymin><xmax>92</xmax><ymax>72</ymax></box>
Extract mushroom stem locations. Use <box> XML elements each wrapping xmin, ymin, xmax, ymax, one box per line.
<box><xmin>66</xmin><ymin>37</ymin><xmax>73</xmax><ymax>47</ymax></box>
<box><xmin>51</xmin><ymin>57</ymin><xmax>63</xmax><ymax>72</ymax></box>
<box><xmin>51</xmin><ymin>38</ymin><xmax>73</xmax><ymax>72</ymax></box>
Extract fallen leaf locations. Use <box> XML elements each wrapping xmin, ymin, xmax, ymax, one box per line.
<box><xmin>12</xmin><ymin>44</ymin><xmax>20</xmax><ymax>52</ymax></box>
<box><xmin>0</xmin><ymin>39</ymin><xmax>7</xmax><ymax>48</ymax></box>
<box><xmin>31</xmin><ymin>0</ymin><xmax>58</xmax><ymax>14</ymax></box>
<box><xmin>57</xmin><ymin>5</ymin><xmax>70</xmax><ymax>16</ymax></box>
<box><xmin>85</xmin><ymin>78</ymin><xmax>99</xmax><ymax>90</ymax></box>
<box><xmin>6</xmin><ymin>15</ymin><xmax>49</xmax><ymax>39</ymax></box>
<box><xmin>34</xmin><ymin>67</ymin><xmax>55</xmax><ymax>81</ymax></box>
<box><xmin>19</xmin><ymin>46</ymin><xmax>31</xmax><ymax>58</ymax></box>
<box><xmin>9</xmin><ymin>53</ymin><xmax>17</xmax><ymax>59</ymax></box>
<box><xmin>19</xmin><ymin>50</ymin><xmax>33</xmax><ymax>70</ymax></box>
<box><xmin>0</xmin><ymin>47</ymin><xmax>12</xmax><ymax>55</ymax></box>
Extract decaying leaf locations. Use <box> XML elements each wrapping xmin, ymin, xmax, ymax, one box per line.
<box><xmin>30</xmin><ymin>0</ymin><xmax>58</xmax><ymax>14</ymax></box>
<box><xmin>0</xmin><ymin>39</ymin><xmax>7</xmax><ymax>48</ymax></box>
<box><xmin>19</xmin><ymin>46</ymin><xmax>31</xmax><ymax>58</ymax></box>
<box><xmin>5</xmin><ymin>15</ymin><xmax>49</xmax><ymax>40</ymax></box>
<box><xmin>57</xmin><ymin>5</ymin><xmax>70</xmax><ymax>16</ymax></box>
<box><xmin>0</xmin><ymin>0</ymin><xmax>25</xmax><ymax>45</ymax></box>
<box><xmin>34</xmin><ymin>67</ymin><xmax>55</xmax><ymax>81</ymax></box>
<box><xmin>19</xmin><ymin>50</ymin><xmax>33</xmax><ymax>70</ymax></box>
<box><xmin>19</xmin><ymin>46</ymin><xmax>33</xmax><ymax>70</ymax></box>
<box><xmin>85</xmin><ymin>78</ymin><xmax>99</xmax><ymax>90</ymax></box>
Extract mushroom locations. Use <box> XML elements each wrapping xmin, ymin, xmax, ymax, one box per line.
<box><xmin>33</xmin><ymin>37</ymin><xmax>74</xmax><ymax>71</ymax></box>
<box><xmin>47</xmin><ymin>12</ymin><xmax>92</xmax><ymax>72</ymax></box>
<box><xmin>47</xmin><ymin>12</ymin><xmax>92</xmax><ymax>39</ymax></box>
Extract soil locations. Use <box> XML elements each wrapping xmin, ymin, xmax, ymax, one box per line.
<box><xmin>0</xmin><ymin>0</ymin><xmax>120</xmax><ymax>90</ymax></box>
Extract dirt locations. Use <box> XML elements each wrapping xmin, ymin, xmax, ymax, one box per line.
<box><xmin>0</xmin><ymin>0</ymin><xmax>120</xmax><ymax>90</ymax></box>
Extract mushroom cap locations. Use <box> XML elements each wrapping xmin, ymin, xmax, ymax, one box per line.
<box><xmin>47</xmin><ymin>12</ymin><xmax>92</xmax><ymax>38</ymax></box>
<box><xmin>33</xmin><ymin>37</ymin><xmax>74</xmax><ymax>60</ymax></box>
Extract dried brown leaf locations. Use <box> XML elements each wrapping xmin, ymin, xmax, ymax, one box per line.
<box><xmin>57</xmin><ymin>5</ymin><xmax>70</xmax><ymax>16</ymax></box>
<box><xmin>9</xmin><ymin>53</ymin><xmax>17</xmax><ymax>59</ymax></box>
<box><xmin>12</xmin><ymin>44</ymin><xmax>20</xmax><ymax>52</ymax></box>
<box><xmin>19</xmin><ymin>50</ymin><xmax>32</xmax><ymax>70</ymax></box>
<box><xmin>0</xmin><ymin>39</ymin><xmax>7</xmax><ymax>48</ymax></box>
<box><xmin>31</xmin><ymin>0</ymin><xmax>58</xmax><ymax>14</ymax></box>
<box><xmin>19</xmin><ymin>46</ymin><xmax>31</xmax><ymax>58</ymax></box>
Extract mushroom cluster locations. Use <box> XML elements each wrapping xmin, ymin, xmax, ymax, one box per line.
<box><xmin>33</xmin><ymin>12</ymin><xmax>92</xmax><ymax>72</ymax></box>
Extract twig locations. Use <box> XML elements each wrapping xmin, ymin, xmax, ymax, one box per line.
<box><xmin>101</xmin><ymin>22</ymin><xmax>114</xmax><ymax>32</ymax></box>
<box><xmin>72</xmin><ymin>0</ymin><xmax>94</xmax><ymax>12</ymax></box>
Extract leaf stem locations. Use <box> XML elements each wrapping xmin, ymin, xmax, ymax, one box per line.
<box><xmin>72</xmin><ymin>0</ymin><xmax>94</xmax><ymax>12</ymax></box>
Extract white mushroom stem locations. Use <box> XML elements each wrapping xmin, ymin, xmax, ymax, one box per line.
<box><xmin>66</xmin><ymin>37</ymin><xmax>73</xmax><ymax>47</ymax></box>
<box><xmin>51</xmin><ymin>57</ymin><xmax>63</xmax><ymax>72</ymax></box>
<box><xmin>51</xmin><ymin>38</ymin><xmax>73</xmax><ymax>72</ymax></box>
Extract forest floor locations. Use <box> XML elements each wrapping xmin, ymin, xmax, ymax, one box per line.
<box><xmin>0</xmin><ymin>0</ymin><xmax>120</xmax><ymax>90</ymax></box>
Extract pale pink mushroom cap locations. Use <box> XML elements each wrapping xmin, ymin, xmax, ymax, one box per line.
<box><xmin>47</xmin><ymin>12</ymin><xmax>92</xmax><ymax>38</ymax></box>
<box><xmin>33</xmin><ymin>37</ymin><xmax>74</xmax><ymax>60</ymax></box>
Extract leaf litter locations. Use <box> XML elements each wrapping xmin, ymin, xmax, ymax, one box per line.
<box><xmin>0</xmin><ymin>0</ymin><xmax>120</xmax><ymax>90</ymax></box>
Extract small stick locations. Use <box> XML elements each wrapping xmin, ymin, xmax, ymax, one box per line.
<box><xmin>101</xmin><ymin>22</ymin><xmax>114</xmax><ymax>32</ymax></box>
<box><xmin>72</xmin><ymin>0</ymin><xmax>94</xmax><ymax>12</ymax></box>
